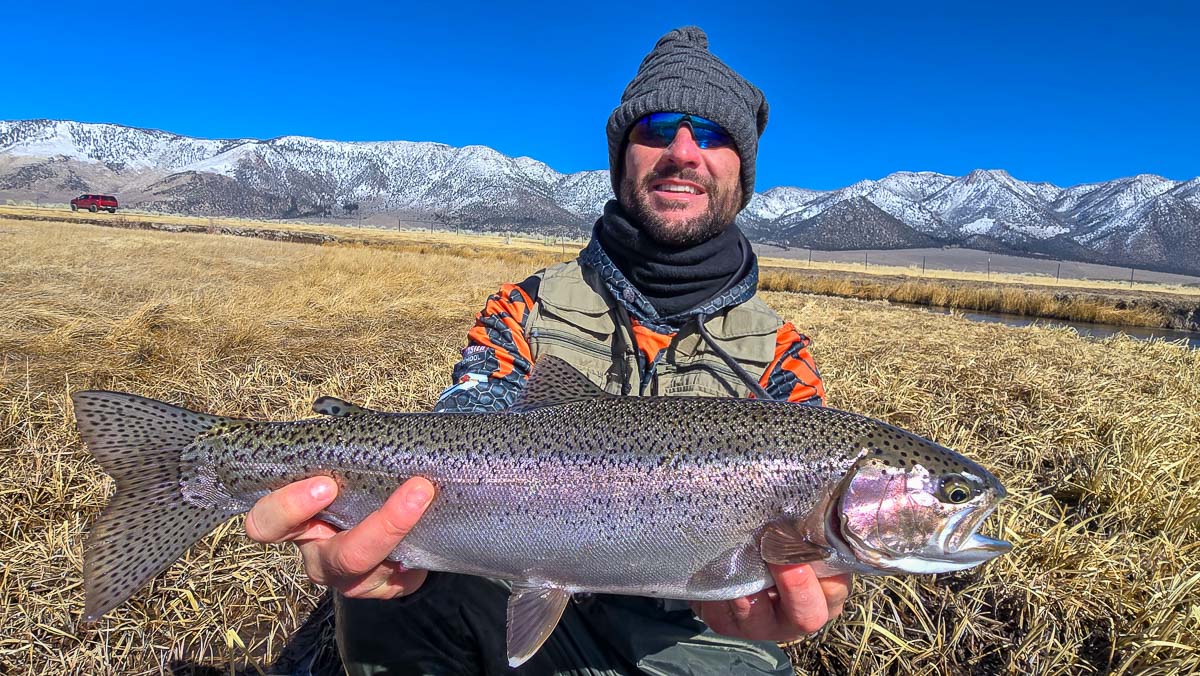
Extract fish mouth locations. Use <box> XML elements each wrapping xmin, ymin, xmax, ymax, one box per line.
<box><xmin>940</xmin><ymin>501</ymin><xmax>1011</xmax><ymax>563</ymax></box>
<box><xmin>959</xmin><ymin>532</ymin><xmax>1011</xmax><ymax>556</ymax></box>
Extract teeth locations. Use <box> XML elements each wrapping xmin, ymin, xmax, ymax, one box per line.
<box><xmin>659</xmin><ymin>185</ymin><xmax>699</xmax><ymax>195</ymax></box>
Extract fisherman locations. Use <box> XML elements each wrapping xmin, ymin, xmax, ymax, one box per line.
<box><xmin>246</xmin><ymin>26</ymin><xmax>853</xmax><ymax>674</ymax></box>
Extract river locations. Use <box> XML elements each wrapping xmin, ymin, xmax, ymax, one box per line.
<box><xmin>920</xmin><ymin>307</ymin><xmax>1200</xmax><ymax>349</ymax></box>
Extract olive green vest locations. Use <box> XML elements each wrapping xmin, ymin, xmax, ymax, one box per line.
<box><xmin>525</xmin><ymin>260</ymin><xmax>782</xmax><ymax>398</ymax></box>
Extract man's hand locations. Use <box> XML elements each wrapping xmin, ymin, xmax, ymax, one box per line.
<box><xmin>691</xmin><ymin>564</ymin><xmax>852</xmax><ymax>641</ymax></box>
<box><xmin>245</xmin><ymin>475</ymin><xmax>435</xmax><ymax>599</ymax></box>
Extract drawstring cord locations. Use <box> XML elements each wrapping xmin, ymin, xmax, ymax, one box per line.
<box><xmin>692</xmin><ymin>237</ymin><xmax>774</xmax><ymax>400</ymax></box>
<box><xmin>609</xmin><ymin>231</ymin><xmax>773</xmax><ymax>399</ymax></box>
<box><xmin>695</xmin><ymin>313</ymin><xmax>774</xmax><ymax>401</ymax></box>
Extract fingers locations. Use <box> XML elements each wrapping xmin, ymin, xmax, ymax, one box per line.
<box><xmin>323</xmin><ymin>477</ymin><xmax>436</xmax><ymax>579</ymax></box>
<box><xmin>690</xmin><ymin>600</ymin><xmax>735</xmax><ymax>637</ymax></box>
<box><xmin>819</xmin><ymin>573</ymin><xmax>853</xmax><ymax>620</ymax></box>
<box><xmin>692</xmin><ymin>585</ymin><xmax>782</xmax><ymax>641</ymax></box>
<box><xmin>696</xmin><ymin>565</ymin><xmax>852</xmax><ymax>642</ymax></box>
<box><xmin>337</xmin><ymin>566</ymin><xmax>430</xmax><ymax>600</ymax></box>
<box><xmin>247</xmin><ymin>475</ymin><xmax>436</xmax><ymax>601</ymax></box>
<box><xmin>245</xmin><ymin>476</ymin><xmax>338</xmax><ymax>543</ymax></box>
<box><xmin>771</xmin><ymin>563</ymin><xmax>835</xmax><ymax>635</ymax></box>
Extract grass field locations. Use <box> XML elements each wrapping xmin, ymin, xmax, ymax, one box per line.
<box><xmin>6</xmin><ymin>204</ymin><xmax>1200</xmax><ymax>300</ymax></box>
<box><xmin>0</xmin><ymin>204</ymin><xmax>581</xmax><ymax>258</ymax></box>
<box><xmin>2</xmin><ymin>216</ymin><xmax>1198</xmax><ymax>675</ymax></box>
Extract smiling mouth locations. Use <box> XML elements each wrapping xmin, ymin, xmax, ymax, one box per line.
<box><xmin>652</xmin><ymin>182</ymin><xmax>705</xmax><ymax>196</ymax></box>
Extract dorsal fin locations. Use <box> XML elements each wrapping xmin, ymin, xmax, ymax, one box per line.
<box><xmin>509</xmin><ymin>355</ymin><xmax>608</xmax><ymax>413</ymax></box>
<box><xmin>312</xmin><ymin>396</ymin><xmax>375</xmax><ymax>417</ymax></box>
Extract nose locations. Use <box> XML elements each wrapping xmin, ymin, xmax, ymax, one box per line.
<box><xmin>661</xmin><ymin>124</ymin><xmax>702</xmax><ymax>168</ymax></box>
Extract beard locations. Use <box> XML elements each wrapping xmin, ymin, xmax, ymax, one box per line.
<box><xmin>619</xmin><ymin>167</ymin><xmax>742</xmax><ymax>248</ymax></box>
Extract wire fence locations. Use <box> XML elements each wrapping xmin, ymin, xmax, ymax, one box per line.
<box><xmin>7</xmin><ymin>200</ymin><xmax>1198</xmax><ymax>290</ymax></box>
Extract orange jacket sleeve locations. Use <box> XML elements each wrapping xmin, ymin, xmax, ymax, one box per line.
<box><xmin>759</xmin><ymin>322</ymin><xmax>825</xmax><ymax>405</ymax></box>
<box><xmin>433</xmin><ymin>281</ymin><xmax>536</xmax><ymax>412</ymax></box>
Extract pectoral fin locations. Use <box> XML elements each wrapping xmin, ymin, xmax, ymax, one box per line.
<box><xmin>760</xmin><ymin>521</ymin><xmax>832</xmax><ymax>565</ymax></box>
<box><xmin>506</xmin><ymin>582</ymin><xmax>570</xmax><ymax>667</ymax></box>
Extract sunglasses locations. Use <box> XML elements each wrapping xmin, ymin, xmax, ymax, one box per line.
<box><xmin>628</xmin><ymin>112</ymin><xmax>735</xmax><ymax>150</ymax></box>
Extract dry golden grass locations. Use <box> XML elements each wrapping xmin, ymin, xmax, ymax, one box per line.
<box><xmin>2</xmin><ymin>217</ymin><xmax>1198</xmax><ymax>675</ymax></box>
<box><xmin>12</xmin><ymin>203</ymin><xmax>1200</xmax><ymax>299</ymax></box>
<box><xmin>0</xmin><ymin>204</ymin><xmax>582</xmax><ymax>258</ymax></box>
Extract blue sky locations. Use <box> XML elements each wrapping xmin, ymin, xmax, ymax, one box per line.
<box><xmin>3</xmin><ymin>1</ymin><xmax>1196</xmax><ymax>191</ymax></box>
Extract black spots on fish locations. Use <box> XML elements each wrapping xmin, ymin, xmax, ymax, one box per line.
<box><xmin>83</xmin><ymin>468</ymin><xmax>238</xmax><ymax>620</ymax></box>
<box><xmin>72</xmin><ymin>392</ymin><xmax>239</xmax><ymax>474</ymax></box>
<box><xmin>859</xmin><ymin>425</ymin><xmax>953</xmax><ymax>472</ymax></box>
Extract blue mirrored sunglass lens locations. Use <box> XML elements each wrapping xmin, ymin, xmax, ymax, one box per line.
<box><xmin>692</xmin><ymin>128</ymin><xmax>730</xmax><ymax>149</ymax></box>
<box><xmin>632</xmin><ymin>113</ymin><xmax>732</xmax><ymax>149</ymax></box>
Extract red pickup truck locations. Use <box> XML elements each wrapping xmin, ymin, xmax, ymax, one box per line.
<box><xmin>71</xmin><ymin>194</ymin><xmax>119</xmax><ymax>213</ymax></box>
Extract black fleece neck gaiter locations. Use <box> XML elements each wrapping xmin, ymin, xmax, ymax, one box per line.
<box><xmin>595</xmin><ymin>201</ymin><xmax>752</xmax><ymax>319</ymax></box>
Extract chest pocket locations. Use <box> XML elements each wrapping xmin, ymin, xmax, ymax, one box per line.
<box><xmin>525</xmin><ymin>261</ymin><xmax>782</xmax><ymax>399</ymax></box>
<box><xmin>655</xmin><ymin>318</ymin><xmax>777</xmax><ymax>398</ymax></box>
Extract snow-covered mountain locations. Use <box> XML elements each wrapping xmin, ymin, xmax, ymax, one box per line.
<box><xmin>0</xmin><ymin>120</ymin><xmax>600</xmax><ymax>229</ymax></box>
<box><xmin>921</xmin><ymin>169</ymin><xmax>1072</xmax><ymax>242</ymax></box>
<box><xmin>1172</xmin><ymin>177</ymin><xmax>1200</xmax><ymax>208</ymax></box>
<box><xmin>775</xmin><ymin>197</ymin><xmax>939</xmax><ymax>250</ymax></box>
<box><xmin>2</xmin><ymin>119</ymin><xmax>1198</xmax><ymax>275</ymax></box>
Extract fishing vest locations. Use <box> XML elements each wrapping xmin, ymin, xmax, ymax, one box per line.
<box><xmin>525</xmin><ymin>260</ymin><xmax>781</xmax><ymax>398</ymax></box>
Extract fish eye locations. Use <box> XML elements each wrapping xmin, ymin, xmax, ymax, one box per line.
<box><xmin>939</xmin><ymin>477</ymin><xmax>975</xmax><ymax>504</ymax></box>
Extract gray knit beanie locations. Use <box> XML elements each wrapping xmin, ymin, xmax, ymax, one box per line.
<box><xmin>607</xmin><ymin>26</ymin><xmax>768</xmax><ymax>209</ymax></box>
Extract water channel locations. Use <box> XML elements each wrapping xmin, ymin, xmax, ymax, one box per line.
<box><xmin>919</xmin><ymin>306</ymin><xmax>1200</xmax><ymax>349</ymax></box>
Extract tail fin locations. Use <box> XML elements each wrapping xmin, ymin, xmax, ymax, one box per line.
<box><xmin>72</xmin><ymin>391</ymin><xmax>241</xmax><ymax>621</ymax></box>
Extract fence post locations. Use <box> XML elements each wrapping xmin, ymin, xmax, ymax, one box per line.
<box><xmin>864</xmin><ymin>252</ymin><xmax>868</xmax><ymax>271</ymax></box>
<box><xmin>987</xmin><ymin>257</ymin><xmax>991</xmax><ymax>280</ymax></box>
<box><xmin>1056</xmin><ymin>262</ymin><xmax>1061</xmax><ymax>283</ymax></box>
<box><xmin>1129</xmin><ymin>267</ymin><xmax>1134</xmax><ymax>288</ymax></box>
<box><xmin>808</xmin><ymin>249</ymin><xmax>812</xmax><ymax>267</ymax></box>
<box><xmin>921</xmin><ymin>255</ymin><xmax>926</xmax><ymax>277</ymax></box>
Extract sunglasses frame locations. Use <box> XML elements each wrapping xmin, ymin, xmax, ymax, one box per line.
<box><xmin>628</xmin><ymin>112</ymin><xmax>735</xmax><ymax>150</ymax></box>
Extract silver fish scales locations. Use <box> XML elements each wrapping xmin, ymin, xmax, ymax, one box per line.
<box><xmin>73</xmin><ymin>356</ymin><xmax>1010</xmax><ymax>666</ymax></box>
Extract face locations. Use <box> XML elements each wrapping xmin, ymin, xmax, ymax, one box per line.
<box><xmin>618</xmin><ymin>115</ymin><xmax>743</xmax><ymax>247</ymax></box>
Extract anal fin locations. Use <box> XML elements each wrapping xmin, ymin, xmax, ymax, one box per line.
<box><xmin>506</xmin><ymin>582</ymin><xmax>570</xmax><ymax>667</ymax></box>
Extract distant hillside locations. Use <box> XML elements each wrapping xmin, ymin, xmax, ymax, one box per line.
<box><xmin>3</xmin><ymin>119</ymin><xmax>1198</xmax><ymax>274</ymax></box>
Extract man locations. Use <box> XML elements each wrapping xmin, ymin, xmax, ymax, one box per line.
<box><xmin>246</xmin><ymin>26</ymin><xmax>852</xmax><ymax>675</ymax></box>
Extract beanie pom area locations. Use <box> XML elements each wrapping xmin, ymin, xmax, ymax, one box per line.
<box><xmin>658</xmin><ymin>26</ymin><xmax>708</xmax><ymax>50</ymax></box>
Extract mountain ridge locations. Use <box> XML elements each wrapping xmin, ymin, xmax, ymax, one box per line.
<box><xmin>2</xmin><ymin>118</ymin><xmax>1197</xmax><ymax>275</ymax></box>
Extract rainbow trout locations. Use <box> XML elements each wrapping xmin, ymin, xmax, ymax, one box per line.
<box><xmin>73</xmin><ymin>356</ymin><xmax>1010</xmax><ymax>666</ymax></box>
